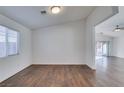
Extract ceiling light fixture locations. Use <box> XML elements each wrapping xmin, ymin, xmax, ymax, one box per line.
<box><xmin>114</xmin><ymin>28</ymin><xmax>121</xmax><ymax>32</ymax></box>
<box><xmin>114</xmin><ymin>25</ymin><xmax>121</xmax><ymax>32</ymax></box>
<box><xmin>51</xmin><ymin>6</ymin><xmax>61</xmax><ymax>14</ymax></box>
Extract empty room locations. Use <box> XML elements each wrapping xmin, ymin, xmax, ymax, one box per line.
<box><xmin>0</xmin><ymin>6</ymin><xmax>124</xmax><ymax>87</ymax></box>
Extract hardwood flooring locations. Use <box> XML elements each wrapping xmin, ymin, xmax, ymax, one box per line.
<box><xmin>0</xmin><ymin>56</ymin><xmax>124</xmax><ymax>87</ymax></box>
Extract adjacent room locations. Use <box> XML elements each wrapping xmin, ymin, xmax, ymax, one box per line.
<box><xmin>0</xmin><ymin>6</ymin><xmax>124</xmax><ymax>87</ymax></box>
<box><xmin>95</xmin><ymin>6</ymin><xmax>124</xmax><ymax>86</ymax></box>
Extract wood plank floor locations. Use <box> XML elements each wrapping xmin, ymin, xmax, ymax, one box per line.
<box><xmin>0</xmin><ymin>56</ymin><xmax>124</xmax><ymax>87</ymax></box>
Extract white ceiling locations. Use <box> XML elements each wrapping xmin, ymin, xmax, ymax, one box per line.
<box><xmin>0</xmin><ymin>6</ymin><xmax>96</xmax><ymax>30</ymax></box>
<box><xmin>95</xmin><ymin>6</ymin><xmax>124</xmax><ymax>37</ymax></box>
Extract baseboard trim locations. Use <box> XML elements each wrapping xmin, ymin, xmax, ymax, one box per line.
<box><xmin>31</xmin><ymin>64</ymin><xmax>95</xmax><ymax>71</ymax></box>
<box><xmin>111</xmin><ymin>56</ymin><xmax>124</xmax><ymax>59</ymax></box>
<box><xmin>31</xmin><ymin>64</ymin><xmax>87</xmax><ymax>66</ymax></box>
<box><xmin>85</xmin><ymin>65</ymin><xmax>96</xmax><ymax>71</ymax></box>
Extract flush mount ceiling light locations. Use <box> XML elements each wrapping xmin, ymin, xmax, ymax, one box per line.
<box><xmin>51</xmin><ymin>6</ymin><xmax>61</xmax><ymax>14</ymax></box>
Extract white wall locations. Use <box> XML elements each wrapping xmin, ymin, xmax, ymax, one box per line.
<box><xmin>95</xmin><ymin>34</ymin><xmax>113</xmax><ymax>41</ymax></box>
<box><xmin>112</xmin><ymin>37</ymin><xmax>124</xmax><ymax>58</ymax></box>
<box><xmin>32</xmin><ymin>20</ymin><xmax>86</xmax><ymax>64</ymax></box>
<box><xmin>85</xmin><ymin>6</ymin><xmax>118</xmax><ymax>69</ymax></box>
<box><xmin>0</xmin><ymin>14</ymin><xmax>32</xmax><ymax>82</ymax></box>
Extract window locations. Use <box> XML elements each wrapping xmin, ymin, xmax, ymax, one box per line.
<box><xmin>0</xmin><ymin>25</ymin><xmax>19</xmax><ymax>58</ymax></box>
<box><xmin>0</xmin><ymin>26</ymin><xmax>6</xmax><ymax>57</ymax></box>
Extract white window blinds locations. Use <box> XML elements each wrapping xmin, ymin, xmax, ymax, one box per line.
<box><xmin>7</xmin><ymin>29</ymin><xmax>18</xmax><ymax>55</ymax></box>
<box><xmin>0</xmin><ymin>25</ymin><xmax>19</xmax><ymax>58</ymax></box>
<box><xmin>0</xmin><ymin>26</ymin><xmax>7</xmax><ymax>57</ymax></box>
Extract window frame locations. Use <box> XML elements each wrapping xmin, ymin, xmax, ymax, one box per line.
<box><xmin>0</xmin><ymin>24</ymin><xmax>20</xmax><ymax>58</ymax></box>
